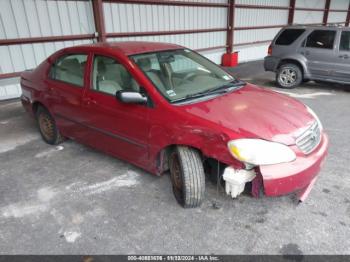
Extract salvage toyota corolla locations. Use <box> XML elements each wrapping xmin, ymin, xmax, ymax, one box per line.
<box><xmin>20</xmin><ymin>42</ymin><xmax>329</xmax><ymax>208</ymax></box>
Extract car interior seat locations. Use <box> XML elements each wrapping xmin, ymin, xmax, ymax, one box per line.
<box><xmin>136</xmin><ymin>58</ymin><xmax>167</xmax><ymax>93</ymax></box>
<box><xmin>93</xmin><ymin>59</ymin><xmax>123</xmax><ymax>94</ymax></box>
<box><xmin>59</xmin><ymin>58</ymin><xmax>84</xmax><ymax>86</ymax></box>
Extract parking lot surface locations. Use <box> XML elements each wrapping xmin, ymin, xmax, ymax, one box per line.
<box><xmin>0</xmin><ymin>61</ymin><xmax>349</xmax><ymax>254</ymax></box>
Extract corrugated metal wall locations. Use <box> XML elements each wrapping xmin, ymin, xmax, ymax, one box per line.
<box><xmin>0</xmin><ymin>0</ymin><xmax>95</xmax><ymax>100</ymax></box>
<box><xmin>329</xmin><ymin>0</ymin><xmax>349</xmax><ymax>24</ymax></box>
<box><xmin>104</xmin><ymin>1</ymin><xmax>227</xmax><ymax>64</ymax></box>
<box><xmin>294</xmin><ymin>0</ymin><xmax>326</xmax><ymax>24</ymax></box>
<box><xmin>0</xmin><ymin>0</ymin><xmax>95</xmax><ymax>74</ymax></box>
<box><xmin>234</xmin><ymin>0</ymin><xmax>289</xmax><ymax>62</ymax></box>
<box><xmin>0</xmin><ymin>0</ymin><xmax>349</xmax><ymax>100</ymax></box>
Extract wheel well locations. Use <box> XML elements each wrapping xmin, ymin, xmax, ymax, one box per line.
<box><xmin>156</xmin><ymin>144</ymin><xmax>203</xmax><ymax>175</ymax></box>
<box><xmin>278</xmin><ymin>59</ymin><xmax>304</xmax><ymax>76</ymax></box>
<box><xmin>32</xmin><ymin>101</ymin><xmax>45</xmax><ymax>114</ymax></box>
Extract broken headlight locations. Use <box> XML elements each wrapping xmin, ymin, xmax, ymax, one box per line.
<box><xmin>227</xmin><ymin>139</ymin><xmax>296</xmax><ymax>166</ymax></box>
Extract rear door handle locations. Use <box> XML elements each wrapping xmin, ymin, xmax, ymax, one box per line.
<box><xmin>339</xmin><ymin>54</ymin><xmax>349</xmax><ymax>59</ymax></box>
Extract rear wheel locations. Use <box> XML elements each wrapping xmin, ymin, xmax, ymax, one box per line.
<box><xmin>276</xmin><ymin>63</ymin><xmax>302</xmax><ymax>89</ymax></box>
<box><xmin>169</xmin><ymin>146</ymin><xmax>205</xmax><ymax>208</ymax></box>
<box><xmin>36</xmin><ymin>106</ymin><xmax>65</xmax><ymax>145</ymax></box>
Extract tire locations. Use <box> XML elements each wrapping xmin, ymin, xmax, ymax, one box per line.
<box><xmin>169</xmin><ymin>146</ymin><xmax>205</xmax><ymax>208</ymax></box>
<box><xmin>36</xmin><ymin>106</ymin><xmax>65</xmax><ymax>145</ymax></box>
<box><xmin>276</xmin><ymin>63</ymin><xmax>303</xmax><ymax>89</ymax></box>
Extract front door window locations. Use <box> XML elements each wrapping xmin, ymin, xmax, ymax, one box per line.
<box><xmin>92</xmin><ymin>55</ymin><xmax>140</xmax><ymax>96</ymax></box>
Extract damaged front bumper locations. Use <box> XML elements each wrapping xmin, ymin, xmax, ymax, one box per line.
<box><xmin>259</xmin><ymin>133</ymin><xmax>329</xmax><ymax>199</ymax></box>
<box><xmin>223</xmin><ymin>133</ymin><xmax>329</xmax><ymax>201</ymax></box>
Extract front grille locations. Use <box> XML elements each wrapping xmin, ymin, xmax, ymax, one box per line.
<box><xmin>296</xmin><ymin>121</ymin><xmax>321</xmax><ymax>154</ymax></box>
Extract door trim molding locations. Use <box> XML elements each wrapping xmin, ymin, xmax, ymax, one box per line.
<box><xmin>55</xmin><ymin>113</ymin><xmax>147</xmax><ymax>149</ymax></box>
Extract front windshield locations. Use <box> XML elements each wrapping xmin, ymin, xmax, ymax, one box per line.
<box><xmin>130</xmin><ymin>49</ymin><xmax>238</xmax><ymax>103</ymax></box>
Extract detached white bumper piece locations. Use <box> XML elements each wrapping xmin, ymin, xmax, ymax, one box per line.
<box><xmin>223</xmin><ymin>167</ymin><xmax>256</xmax><ymax>198</ymax></box>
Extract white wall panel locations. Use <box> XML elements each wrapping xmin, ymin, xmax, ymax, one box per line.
<box><xmin>181</xmin><ymin>0</ymin><xmax>227</xmax><ymax>3</ymax></box>
<box><xmin>0</xmin><ymin>0</ymin><xmax>95</xmax><ymax>38</ymax></box>
<box><xmin>0</xmin><ymin>82</ymin><xmax>22</xmax><ymax>100</ymax></box>
<box><xmin>295</xmin><ymin>0</ymin><xmax>326</xmax><ymax>8</ymax></box>
<box><xmin>235</xmin><ymin>44</ymin><xmax>270</xmax><ymax>63</ymax></box>
<box><xmin>0</xmin><ymin>40</ymin><xmax>93</xmax><ymax>75</ymax></box>
<box><xmin>235</xmin><ymin>0</ymin><xmax>289</xmax><ymax>6</ymax></box>
<box><xmin>103</xmin><ymin>2</ymin><xmax>227</xmax><ymax>64</ymax></box>
<box><xmin>330</xmin><ymin>0</ymin><xmax>349</xmax><ymax>9</ymax></box>
<box><xmin>107</xmin><ymin>31</ymin><xmax>226</xmax><ymax>64</ymax></box>
<box><xmin>103</xmin><ymin>3</ymin><xmax>227</xmax><ymax>33</ymax></box>
<box><xmin>234</xmin><ymin>28</ymin><xmax>281</xmax><ymax>44</ymax></box>
<box><xmin>235</xmin><ymin>9</ymin><xmax>288</xmax><ymax>27</ymax></box>
<box><xmin>328</xmin><ymin>11</ymin><xmax>348</xmax><ymax>23</ymax></box>
<box><xmin>294</xmin><ymin>10</ymin><xmax>324</xmax><ymax>24</ymax></box>
<box><xmin>200</xmin><ymin>48</ymin><xmax>226</xmax><ymax>64</ymax></box>
<box><xmin>0</xmin><ymin>0</ymin><xmax>95</xmax><ymax>101</ymax></box>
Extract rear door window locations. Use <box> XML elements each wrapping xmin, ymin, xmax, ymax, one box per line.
<box><xmin>275</xmin><ymin>29</ymin><xmax>305</xmax><ymax>45</ymax></box>
<box><xmin>50</xmin><ymin>54</ymin><xmax>88</xmax><ymax>87</ymax></box>
<box><xmin>340</xmin><ymin>31</ymin><xmax>350</xmax><ymax>51</ymax></box>
<box><xmin>305</xmin><ymin>30</ymin><xmax>336</xmax><ymax>49</ymax></box>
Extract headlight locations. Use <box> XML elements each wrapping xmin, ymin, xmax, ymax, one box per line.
<box><xmin>227</xmin><ymin>139</ymin><xmax>296</xmax><ymax>166</ymax></box>
<box><xmin>306</xmin><ymin>106</ymin><xmax>323</xmax><ymax>130</ymax></box>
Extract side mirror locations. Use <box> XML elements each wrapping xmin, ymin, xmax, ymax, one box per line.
<box><xmin>116</xmin><ymin>90</ymin><xmax>148</xmax><ymax>104</ymax></box>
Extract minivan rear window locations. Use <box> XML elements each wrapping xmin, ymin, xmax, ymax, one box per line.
<box><xmin>275</xmin><ymin>29</ymin><xmax>305</xmax><ymax>45</ymax></box>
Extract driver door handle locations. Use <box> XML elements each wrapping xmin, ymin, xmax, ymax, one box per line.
<box><xmin>83</xmin><ymin>97</ymin><xmax>97</xmax><ymax>106</ymax></box>
<box><xmin>299</xmin><ymin>50</ymin><xmax>310</xmax><ymax>56</ymax></box>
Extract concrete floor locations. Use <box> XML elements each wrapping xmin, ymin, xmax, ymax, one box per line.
<box><xmin>0</xmin><ymin>61</ymin><xmax>350</xmax><ymax>255</ymax></box>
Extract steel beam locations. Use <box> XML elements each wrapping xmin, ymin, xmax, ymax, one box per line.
<box><xmin>92</xmin><ymin>0</ymin><xmax>107</xmax><ymax>42</ymax></box>
<box><xmin>288</xmin><ymin>0</ymin><xmax>296</xmax><ymax>25</ymax></box>
<box><xmin>346</xmin><ymin>1</ymin><xmax>350</xmax><ymax>26</ymax></box>
<box><xmin>0</xmin><ymin>34</ymin><xmax>95</xmax><ymax>46</ymax></box>
<box><xmin>226</xmin><ymin>0</ymin><xmax>235</xmax><ymax>54</ymax></box>
<box><xmin>323</xmin><ymin>0</ymin><xmax>331</xmax><ymax>25</ymax></box>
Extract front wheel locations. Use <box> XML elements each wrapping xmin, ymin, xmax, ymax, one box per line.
<box><xmin>276</xmin><ymin>63</ymin><xmax>303</xmax><ymax>89</ymax></box>
<box><xmin>169</xmin><ymin>146</ymin><xmax>205</xmax><ymax>208</ymax></box>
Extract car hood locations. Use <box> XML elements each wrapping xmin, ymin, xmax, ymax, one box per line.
<box><xmin>181</xmin><ymin>84</ymin><xmax>315</xmax><ymax>145</ymax></box>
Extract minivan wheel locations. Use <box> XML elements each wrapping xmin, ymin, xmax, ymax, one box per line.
<box><xmin>169</xmin><ymin>146</ymin><xmax>205</xmax><ymax>208</ymax></box>
<box><xmin>276</xmin><ymin>63</ymin><xmax>302</xmax><ymax>89</ymax></box>
<box><xmin>36</xmin><ymin>106</ymin><xmax>65</xmax><ymax>145</ymax></box>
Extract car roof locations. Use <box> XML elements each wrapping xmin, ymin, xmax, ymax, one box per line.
<box><xmin>65</xmin><ymin>41</ymin><xmax>184</xmax><ymax>55</ymax></box>
<box><xmin>282</xmin><ymin>24</ymin><xmax>346</xmax><ymax>30</ymax></box>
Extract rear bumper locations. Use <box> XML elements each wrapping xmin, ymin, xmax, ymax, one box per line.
<box><xmin>20</xmin><ymin>95</ymin><xmax>34</xmax><ymax>116</ymax></box>
<box><xmin>260</xmin><ymin>133</ymin><xmax>329</xmax><ymax>196</ymax></box>
<box><xmin>264</xmin><ymin>56</ymin><xmax>280</xmax><ymax>72</ymax></box>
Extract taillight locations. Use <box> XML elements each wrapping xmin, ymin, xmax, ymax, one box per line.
<box><xmin>268</xmin><ymin>44</ymin><xmax>272</xmax><ymax>55</ymax></box>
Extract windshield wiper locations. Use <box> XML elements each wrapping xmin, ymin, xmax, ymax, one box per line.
<box><xmin>172</xmin><ymin>79</ymin><xmax>245</xmax><ymax>103</ymax></box>
<box><xmin>206</xmin><ymin>79</ymin><xmax>245</xmax><ymax>93</ymax></box>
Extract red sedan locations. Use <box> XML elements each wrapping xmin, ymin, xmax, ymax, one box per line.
<box><xmin>20</xmin><ymin>42</ymin><xmax>328</xmax><ymax>208</ymax></box>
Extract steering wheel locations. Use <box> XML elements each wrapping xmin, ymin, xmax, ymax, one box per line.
<box><xmin>179</xmin><ymin>72</ymin><xmax>198</xmax><ymax>85</ymax></box>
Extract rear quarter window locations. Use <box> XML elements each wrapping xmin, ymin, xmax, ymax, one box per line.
<box><xmin>275</xmin><ymin>29</ymin><xmax>305</xmax><ymax>45</ymax></box>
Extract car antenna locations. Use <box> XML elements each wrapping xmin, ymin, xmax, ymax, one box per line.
<box><xmin>212</xmin><ymin>160</ymin><xmax>222</xmax><ymax>209</ymax></box>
